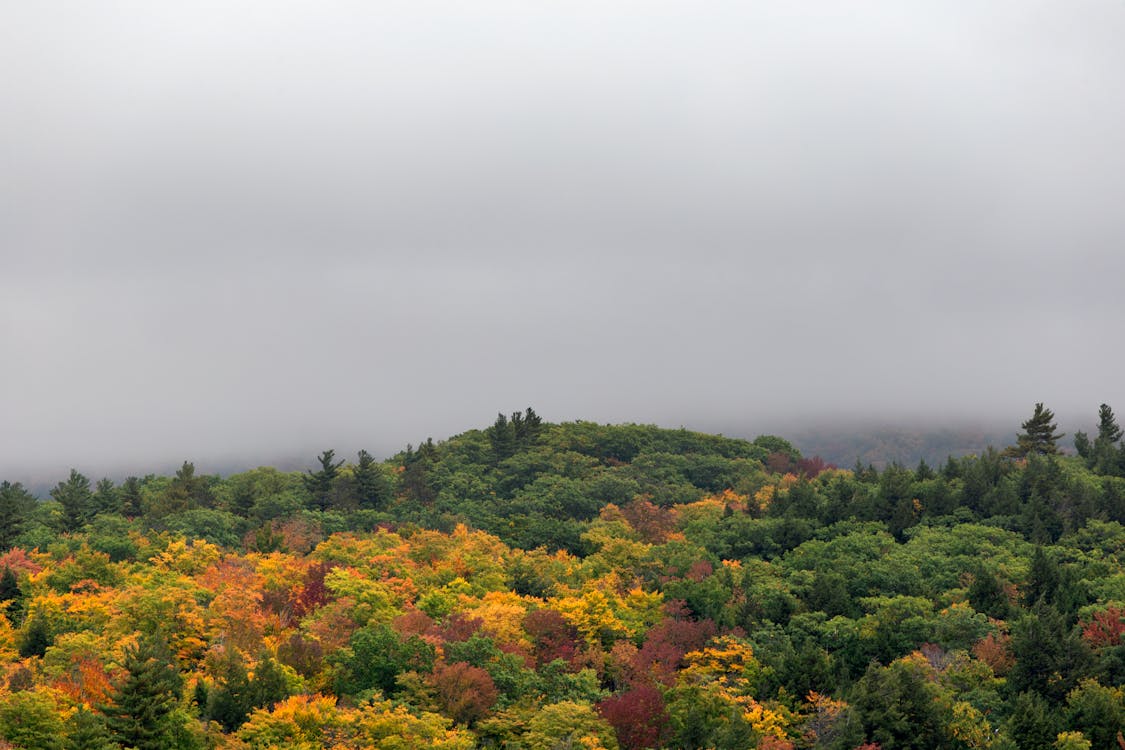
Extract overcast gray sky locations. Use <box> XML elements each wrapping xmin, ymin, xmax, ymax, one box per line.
<box><xmin>2</xmin><ymin>1</ymin><xmax>1124</xmax><ymax>478</ymax></box>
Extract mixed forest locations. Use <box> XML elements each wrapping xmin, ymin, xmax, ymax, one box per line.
<box><xmin>1</xmin><ymin>404</ymin><xmax>1125</xmax><ymax>749</ymax></box>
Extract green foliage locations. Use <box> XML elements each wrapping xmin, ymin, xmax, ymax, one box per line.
<box><xmin>0</xmin><ymin>480</ymin><xmax>36</xmax><ymax>549</ymax></box>
<box><xmin>101</xmin><ymin>632</ymin><xmax>186</xmax><ymax>750</ymax></box>
<box><xmin>1006</xmin><ymin>403</ymin><xmax>1065</xmax><ymax>458</ymax></box>
<box><xmin>331</xmin><ymin>623</ymin><xmax>436</xmax><ymax>697</ymax></box>
<box><xmin>51</xmin><ymin>468</ymin><xmax>94</xmax><ymax>532</ymax></box>
<box><xmin>0</xmin><ymin>689</ymin><xmax>65</xmax><ymax>750</ymax></box>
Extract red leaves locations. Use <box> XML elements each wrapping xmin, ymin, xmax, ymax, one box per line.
<box><xmin>1081</xmin><ymin>605</ymin><xmax>1125</xmax><ymax>648</ymax></box>
<box><xmin>429</xmin><ymin>662</ymin><xmax>498</xmax><ymax>725</ymax></box>
<box><xmin>598</xmin><ymin>684</ymin><xmax>670</xmax><ymax>750</ymax></box>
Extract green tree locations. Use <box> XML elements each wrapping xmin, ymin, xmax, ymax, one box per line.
<box><xmin>102</xmin><ymin>632</ymin><xmax>185</xmax><ymax>750</ymax></box>
<box><xmin>1004</xmin><ymin>690</ymin><xmax>1059</xmax><ymax>750</ymax></box>
<box><xmin>205</xmin><ymin>649</ymin><xmax>253</xmax><ymax>732</ymax></box>
<box><xmin>0</xmin><ymin>480</ymin><xmax>35</xmax><ymax>549</ymax></box>
<box><xmin>331</xmin><ymin>623</ymin><xmax>436</xmax><ymax>697</ymax></box>
<box><xmin>1091</xmin><ymin>403</ymin><xmax>1124</xmax><ymax>475</ymax></box>
<box><xmin>849</xmin><ymin>658</ymin><xmax>953</xmax><ymax>750</ymax></box>
<box><xmin>65</xmin><ymin>706</ymin><xmax>116</xmax><ymax>750</ymax></box>
<box><xmin>1064</xmin><ymin>678</ymin><xmax>1125</xmax><ymax>750</ymax></box>
<box><xmin>0</xmin><ymin>689</ymin><xmax>65</xmax><ymax>750</ymax></box>
<box><xmin>1005</xmin><ymin>403</ymin><xmax>1064</xmax><ymax>458</ymax></box>
<box><xmin>1023</xmin><ymin>547</ymin><xmax>1060</xmax><ymax>607</ymax></box>
<box><xmin>93</xmin><ymin>477</ymin><xmax>121</xmax><ymax>515</ymax></box>
<box><xmin>250</xmin><ymin>652</ymin><xmax>290</xmax><ymax>710</ymax></box>
<box><xmin>1008</xmin><ymin>605</ymin><xmax>1092</xmax><ymax>703</ymax></box>
<box><xmin>353</xmin><ymin>449</ymin><xmax>390</xmax><ymax>509</ymax></box>
<box><xmin>119</xmin><ymin>475</ymin><xmax>144</xmax><ymax>517</ymax></box>
<box><xmin>51</xmin><ymin>468</ymin><xmax>94</xmax><ymax>532</ymax></box>
<box><xmin>304</xmin><ymin>450</ymin><xmax>343</xmax><ymax>511</ymax></box>
<box><xmin>0</xmin><ymin>565</ymin><xmax>21</xmax><ymax>622</ymax></box>
<box><xmin>19</xmin><ymin>614</ymin><xmax>53</xmax><ymax>658</ymax></box>
<box><xmin>487</xmin><ymin>413</ymin><xmax>517</xmax><ymax>461</ymax></box>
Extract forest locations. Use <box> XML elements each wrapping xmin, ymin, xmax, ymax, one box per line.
<box><xmin>1</xmin><ymin>404</ymin><xmax>1124</xmax><ymax>749</ymax></box>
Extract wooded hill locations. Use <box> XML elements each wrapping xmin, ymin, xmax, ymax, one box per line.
<box><xmin>0</xmin><ymin>404</ymin><xmax>1124</xmax><ymax>749</ymax></box>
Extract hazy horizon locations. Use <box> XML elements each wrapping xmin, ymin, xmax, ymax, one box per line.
<box><xmin>3</xmin><ymin>2</ymin><xmax>1123</xmax><ymax>482</ymax></box>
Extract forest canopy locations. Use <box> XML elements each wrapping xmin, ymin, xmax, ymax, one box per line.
<box><xmin>1</xmin><ymin>405</ymin><xmax>1124</xmax><ymax>749</ymax></box>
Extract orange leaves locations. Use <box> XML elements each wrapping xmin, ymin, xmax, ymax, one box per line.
<box><xmin>972</xmin><ymin>632</ymin><xmax>1014</xmax><ymax>675</ymax></box>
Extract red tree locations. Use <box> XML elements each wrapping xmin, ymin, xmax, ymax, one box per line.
<box><xmin>598</xmin><ymin>684</ymin><xmax>670</xmax><ymax>750</ymax></box>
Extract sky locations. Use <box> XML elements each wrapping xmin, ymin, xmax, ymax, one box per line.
<box><xmin>2</xmin><ymin>1</ymin><xmax>1124</xmax><ymax>479</ymax></box>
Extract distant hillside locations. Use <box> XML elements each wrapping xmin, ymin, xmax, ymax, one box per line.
<box><xmin>787</xmin><ymin>426</ymin><xmax>1016</xmax><ymax>469</ymax></box>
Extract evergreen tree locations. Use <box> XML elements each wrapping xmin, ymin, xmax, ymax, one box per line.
<box><xmin>968</xmin><ymin>566</ymin><xmax>1010</xmax><ymax>620</ymax></box>
<box><xmin>51</xmin><ymin>469</ymin><xmax>94</xmax><ymax>532</ymax></box>
<box><xmin>119</xmin><ymin>475</ymin><xmax>144</xmax><ymax>517</ymax></box>
<box><xmin>1092</xmin><ymin>403</ymin><xmax>1124</xmax><ymax>475</ymax></box>
<box><xmin>64</xmin><ymin>706</ymin><xmax>116</xmax><ymax>750</ymax></box>
<box><xmin>250</xmin><ymin>652</ymin><xmax>290</xmax><ymax>710</ymax></box>
<box><xmin>1096</xmin><ymin>403</ymin><xmax>1124</xmax><ymax>444</ymax></box>
<box><xmin>353</xmin><ymin>450</ymin><xmax>390</xmax><ymax>509</ymax></box>
<box><xmin>401</xmin><ymin>439</ymin><xmax>437</xmax><ymax>505</ymax></box>
<box><xmin>1005</xmin><ymin>403</ymin><xmax>1064</xmax><ymax>458</ymax></box>
<box><xmin>18</xmin><ymin>615</ymin><xmax>53</xmax><ymax>658</ymax></box>
<box><xmin>304</xmin><ymin>450</ymin><xmax>343</xmax><ymax>511</ymax></box>
<box><xmin>1024</xmin><ymin>547</ymin><xmax>1060</xmax><ymax>607</ymax></box>
<box><xmin>0</xmin><ymin>480</ymin><xmax>35</xmax><ymax>550</ymax></box>
<box><xmin>0</xmin><ymin>566</ymin><xmax>22</xmax><ymax>624</ymax></box>
<box><xmin>1008</xmin><ymin>604</ymin><xmax>1092</xmax><ymax>703</ymax></box>
<box><xmin>1004</xmin><ymin>690</ymin><xmax>1059</xmax><ymax>750</ymax></box>
<box><xmin>205</xmin><ymin>649</ymin><xmax>252</xmax><ymax>732</ymax></box>
<box><xmin>93</xmin><ymin>477</ymin><xmax>120</xmax><ymax>515</ymax></box>
<box><xmin>101</xmin><ymin>633</ymin><xmax>184</xmax><ymax>750</ymax></box>
<box><xmin>487</xmin><ymin>412</ymin><xmax>516</xmax><ymax>461</ymax></box>
<box><xmin>513</xmin><ymin>407</ymin><xmax>544</xmax><ymax>445</ymax></box>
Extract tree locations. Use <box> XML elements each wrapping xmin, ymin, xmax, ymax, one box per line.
<box><xmin>304</xmin><ymin>450</ymin><xmax>343</xmax><ymax>511</ymax></box>
<box><xmin>0</xmin><ymin>689</ymin><xmax>65</xmax><ymax>750</ymax></box>
<box><xmin>849</xmin><ymin>658</ymin><xmax>953</xmax><ymax>750</ymax></box>
<box><xmin>1092</xmin><ymin>404</ymin><xmax>1124</xmax><ymax>475</ymax></box>
<box><xmin>488</xmin><ymin>413</ymin><xmax>517</xmax><ymax>461</ymax></box>
<box><xmin>19</xmin><ymin>614</ymin><xmax>53</xmax><ymax>658</ymax></box>
<box><xmin>598</xmin><ymin>684</ymin><xmax>670</xmax><ymax>750</ymax></box>
<box><xmin>205</xmin><ymin>648</ymin><xmax>253</xmax><ymax>731</ymax></box>
<box><xmin>1005</xmin><ymin>403</ymin><xmax>1064</xmax><ymax>458</ymax></box>
<box><xmin>353</xmin><ymin>449</ymin><xmax>391</xmax><ymax>509</ymax></box>
<box><xmin>119</xmin><ymin>475</ymin><xmax>144</xmax><ymax>517</ymax></box>
<box><xmin>93</xmin><ymin>478</ymin><xmax>120</xmax><ymax>515</ymax></box>
<box><xmin>429</xmin><ymin>661</ymin><xmax>499</xmax><ymax>725</ymax></box>
<box><xmin>1004</xmin><ymin>690</ymin><xmax>1059</xmax><ymax>750</ymax></box>
<box><xmin>101</xmin><ymin>633</ymin><xmax>185</xmax><ymax>750</ymax></box>
<box><xmin>0</xmin><ymin>480</ymin><xmax>35</xmax><ymax>549</ymax></box>
<box><xmin>1097</xmin><ymin>403</ymin><xmax>1124</xmax><ymax>445</ymax></box>
<box><xmin>64</xmin><ymin>706</ymin><xmax>116</xmax><ymax>750</ymax></box>
<box><xmin>52</xmin><ymin>468</ymin><xmax>94</xmax><ymax>532</ymax></box>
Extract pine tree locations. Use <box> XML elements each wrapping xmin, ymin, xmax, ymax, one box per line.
<box><xmin>93</xmin><ymin>477</ymin><xmax>120</xmax><ymax>515</ymax></box>
<box><xmin>353</xmin><ymin>450</ymin><xmax>390</xmax><ymax>509</ymax></box>
<box><xmin>1005</xmin><ymin>403</ymin><xmax>1065</xmax><ymax>458</ymax></box>
<box><xmin>101</xmin><ymin>633</ymin><xmax>184</xmax><ymax>750</ymax></box>
<box><xmin>1093</xmin><ymin>403</ymin><xmax>1124</xmax><ymax>476</ymax></box>
<box><xmin>119</xmin><ymin>476</ymin><xmax>144</xmax><ymax>517</ymax></box>
<box><xmin>304</xmin><ymin>450</ymin><xmax>343</xmax><ymax>511</ymax></box>
<box><xmin>0</xmin><ymin>480</ymin><xmax>35</xmax><ymax>550</ymax></box>
<box><xmin>51</xmin><ymin>469</ymin><xmax>94</xmax><ymax>532</ymax></box>
<box><xmin>18</xmin><ymin>615</ymin><xmax>53</xmax><ymax>658</ymax></box>
<box><xmin>64</xmin><ymin>706</ymin><xmax>116</xmax><ymax>750</ymax></box>
<box><xmin>1023</xmin><ymin>547</ymin><xmax>1060</xmax><ymax>607</ymax></box>
<box><xmin>205</xmin><ymin>649</ymin><xmax>252</xmax><ymax>732</ymax></box>
<box><xmin>0</xmin><ymin>566</ymin><xmax>22</xmax><ymax>624</ymax></box>
<box><xmin>1097</xmin><ymin>403</ymin><xmax>1124</xmax><ymax>444</ymax></box>
<box><xmin>487</xmin><ymin>412</ymin><xmax>516</xmax><ymax>461</ymax></box>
